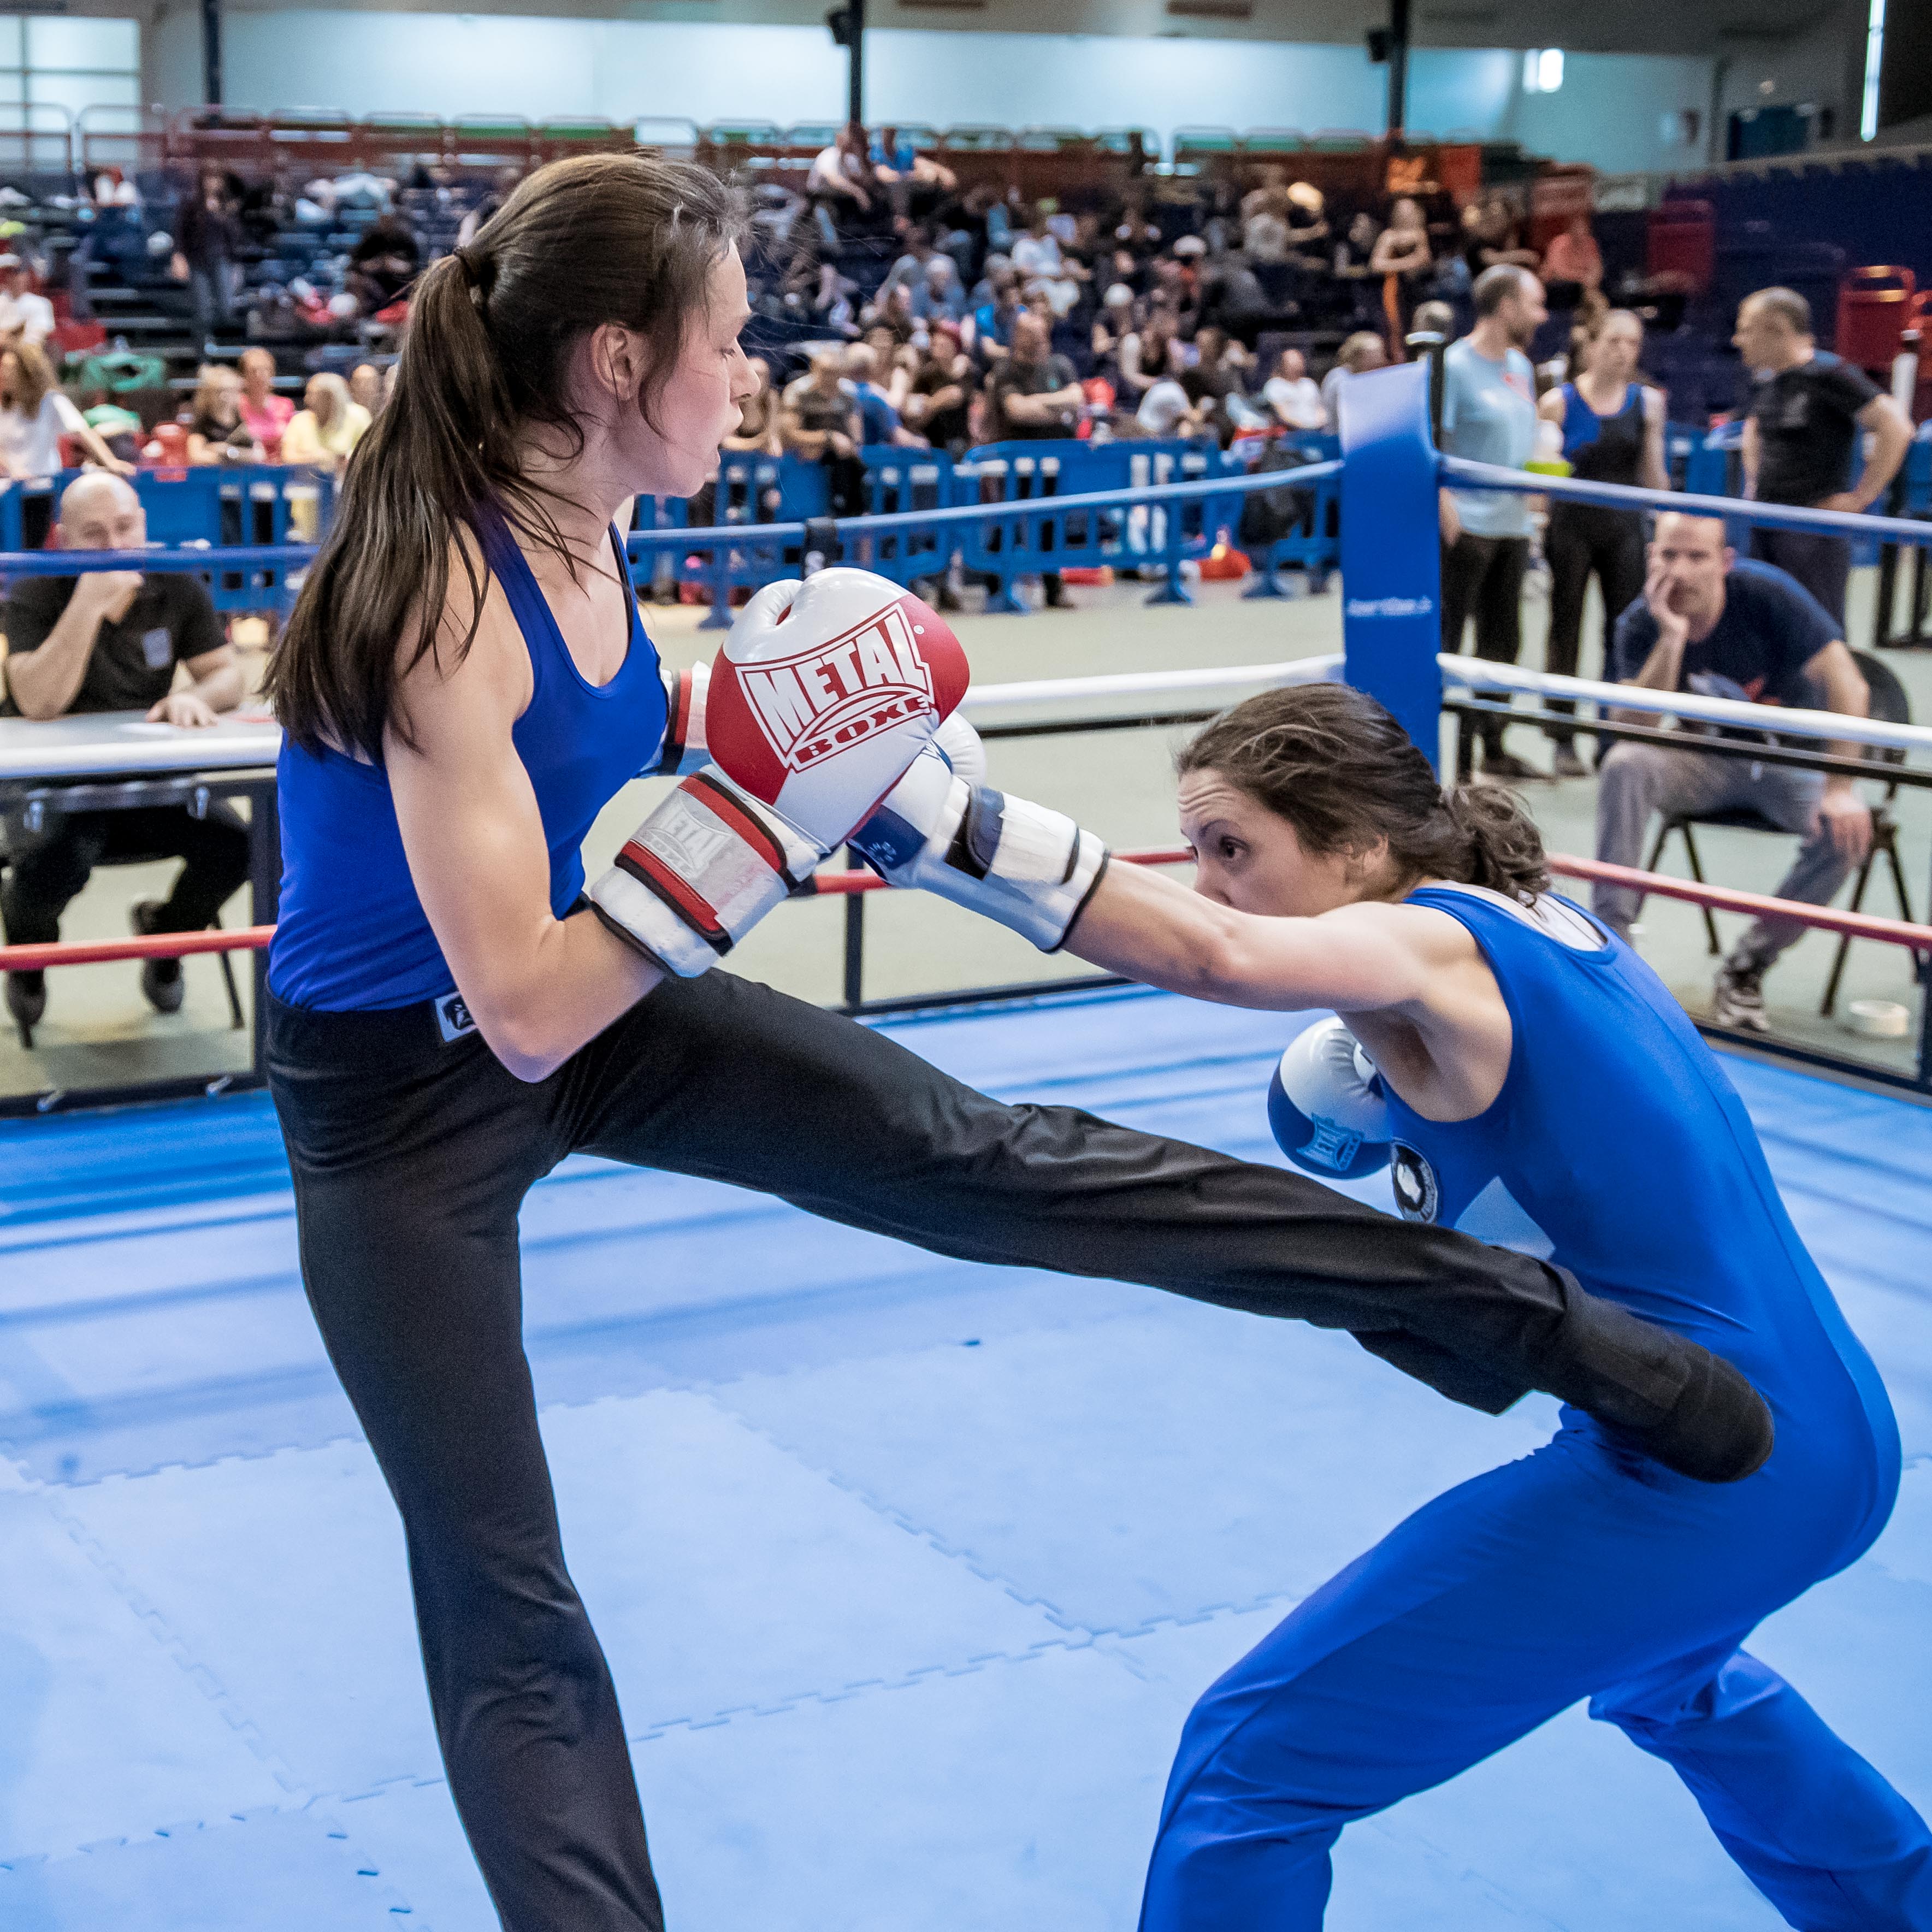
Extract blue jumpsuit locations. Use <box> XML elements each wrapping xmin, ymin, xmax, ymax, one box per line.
<box><xmin>1139</xmin><ymin>885</ymin><xmax>1931</xmax><ymax>1931</ymax></box>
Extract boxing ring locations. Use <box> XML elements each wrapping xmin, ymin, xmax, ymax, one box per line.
<box><xmin>3</xmin><ymin>371</ymin><xmax>1932</xmax><ymax>1929</ymax></box>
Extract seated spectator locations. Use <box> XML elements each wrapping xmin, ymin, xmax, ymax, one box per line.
<box><xmin>1370</xmin><ymin>197</ymin><xmax>1433</xmax><ymax>348</ymax></box>
<box><xmin>1463</xmin><ymin>194</ymin><xmax>1540</xmax><ymax>279</ymax></box>
<box><xmin>782</xmin><ymin>350</ymin><xmax>860</xmax><ymax>462</ymax></box>
<box><xmin>1332</xmin><ymin>209</ymin><xmax>1384</xmax><ymax>327</ymax></box>
<box><xmin>1118</xmin><ymin>313</ymin><xmax>1175</xmax><ymax>401</ymax></box>
<box><xmin>1197</xmin><ymin>250</ymin><xmax>1272</xmax><ymax>349</ymax></box>
<box><xmin>1011</xmin><ymin>210</ymin><xmax>1086</xmax><ymax>318</ymax></box>
<box><xmin>1541</xmin><ymin>212</ymin><xmax>1603</xmax><ymax>304</ymax></box>
<box><xmin>0</xmin><ymin>472</ymin><xmax>249</xmax><ymax>1033</ymax></box>
<box><xmin>806</xmin><ymin>123</ymin><xmax>877</xmax><ymax>244</ymax></box>
<box><xmin>237</xmin><ymin>346</ymin><xmax>293</xmax><ymax>458</ymax></box>
<box><xmin>1283</xmin><ymin>182</ymin><xmax>1330</xmax><ymax>259</ymax></box>
<box><xmin>1092</xmin><ymin>283</ymin><xmax>1136</xmax><ymax>379</ymax></box>
<box><xmin>1261</xmin><ymin>347</ymin><xmax>1326</xmax><ymax>430</ymax></box>
<box><xmin>875</xmin><ymin>227</ymin><xmax>936</xmax><ymax>307</ymax></box>
<box><xmin>870</xmin><ymin>281</ymin><xmax>920</xmax><ymax>346</ymax></box>
<box><xmin>1180</xmin><ymin>325</ymin><xmax>1244</xmax><ymax>439</ymax></box>
<box><xmin>348</xmin><ymin>362</ymin><xmax>384</xmax><ymax>417</ymax></box>
<box><xmin>345</xmin><ymin>211</ymin><xmax>422</xmax><ymax>314</ymax></box>
<box><xmin>1319</xmin><ymin>329</ymin><xmax>1388</xmax><ymax>423</ymax></box>
<box><xmin>186</xmin><ymin>364</ymin><xmax>263</xmax><ymax>467</ymax></box>
<box><xmin>456</xmin><ymin>166</ymin><xmax>523</xmax><ymax>250</ymax></box>
<box><xmin>968</xmin><ymin>266</ymin><xmax>1023</xmax><ymax>366</ymax></box>
<box><xmin>902</xmin><ymin>324</ymin><xmax>976</xmax><ymax>456</ymax></box>
<box><xmin>842</xmin><ymin>344</ymin><xmax>926</xmax><ymax>448</ymax></box>
<box><xmin>281</xmin><ymin>372</ymin><xmax>371</xmax><ymax>472</ymax></box>
<box><xmin>0</xmin><ymin>343</ymin><xmax>131</xmax><ymax>480</ymax></box>
<box><xmin>982</xmin><ymin>312</ymin><xmax>1084</xmax><ymax>605</ymax></box>
<box><xmin>1239</xmin><ymin>167</ymin><xmax>1292</xmax><ymax>261</ymax></box>
<box><xmin>1137</xmin><ymin>338</ymin><xmax>1208</xmax><ymax>439</ymax></box>
<box><xmin>910</xmin><ymin>255</ymin><xmax>965</xmax><ymax>330</ymax></box>
<box><xmin>79</xmin><ymin>388</ymin><xmax>144</xmax><ymax>464</ymax></box>
<box><xmin>1592</xmin><ymin>512</ymin><xmax>1873</xmax><ymax>1032</ymax></box>
<box><xmin>0</xmin><ymin>256</ymin><xmax>54</xmax><ymax>347</ymax></box>
<box><xmin>723</xmin><ymin>355</ymin><xmax>783</xmax><ymax>457</ymax></box>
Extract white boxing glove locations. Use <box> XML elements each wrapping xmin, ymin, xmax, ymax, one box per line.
<box><xmin>1266</xmin><ymin>1018</ymin><xmax>1393</xmax><ymax>1179</ymax></box>
<box><xmin>852</xmin><ymin>748</ymin><xmax>1109</xmax><ymax>952</ymax></box>
<box><xmin>593</xmin><ymin>571</ymin><xmax>968</xmax><ymax>975</ymax></box>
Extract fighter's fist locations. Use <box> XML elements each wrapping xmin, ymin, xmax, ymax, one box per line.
<box><xmin>592</xmin><ymin>570</ymin><xmax>967</xmax><ymax>977</ymax></box>
<box><xmin>705</xmin><ymin>570</ymin><xmax>968</xmax><ymax>844</ymax></box>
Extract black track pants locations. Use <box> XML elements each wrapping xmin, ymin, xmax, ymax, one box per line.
<box><xmin>267</xmin><ymin>964</ymin><xmax>1701</xmax><ymax>1931</ymax></box>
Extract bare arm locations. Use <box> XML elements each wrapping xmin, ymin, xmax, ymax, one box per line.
<box><xmin>387</xmin><ymin>567</ymin><xmax>663</xmax><ymax>1082</ymax></box>
<box><xmin>1640</xmin><ymin>387</ymin><xmax>1669</xmax><ymax>494</ymax></box>
<box><xmin>147</xmin><ymin>643</ymin><xmax>246</xmax><ymax>726</ymax></box>
<box><xmin>1609</xmin><ymin>557</ymin><xmax>1687</xmax><ymax>725</ymax></box>
<box><xmin>4</xmin><ymin>573</ymin><xmax>141</xmax><ymax>719</ymax></box>
<box><xmin>1803</xmin><ymin>638</ymin><xmax>1874</xmax><ymax>861</ymax></box>
<box><xmin>1836</xmin><ymin>395</ymin><xmax>1912</xmax><ymax>512</ymax></box>
<box><xmin>1739</xmin><ymin>415</ymin><xmax>1759</xmax><ymax>499</ymax></box>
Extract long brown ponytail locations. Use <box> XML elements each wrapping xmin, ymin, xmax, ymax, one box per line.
<box><xmin>265</xmin><ymin>151</ymin><xmax>745</xmax><ymax>761</ymax></box>
<box><xmin>1177</xmin><ymin>682</ymin><xmax>1550</xmax><ymax>902</ymax></box>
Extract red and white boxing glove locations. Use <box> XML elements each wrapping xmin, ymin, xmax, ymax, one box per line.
<box><xmin>592</xmin><ymin>570</ymin><xmax>967</xmax><ymax>975</ymax></box>
<box><xmin>852</xmin><ymin>743</ymin><xmax>1109</xmax><ymax>952</ymax></box>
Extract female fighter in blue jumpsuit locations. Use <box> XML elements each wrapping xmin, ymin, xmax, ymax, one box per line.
<box><xmin>858</xmin><ymin>676</ymin><xmax>1929</xmax><ymax>1930</ymax></box>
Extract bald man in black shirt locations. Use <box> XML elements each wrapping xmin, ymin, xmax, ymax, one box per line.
<box><xmin>1</xmin><ymin>473</ymin><xmax>249</xmax><ymax>1033</ymax></box>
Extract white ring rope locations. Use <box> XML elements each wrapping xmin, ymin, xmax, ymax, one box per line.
<box><xmin>960</xmin><ymin>653</ymin><xmax>1343</xmax><ymax>714</ymax></box>
<box><xmin>1437</xmin><ymin>656</ymin><xmax>1932</xmax><ymax>757</ymax></box>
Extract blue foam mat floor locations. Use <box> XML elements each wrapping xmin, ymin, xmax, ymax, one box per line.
<box><xmin>1</xmin><ymin>986</ymin><xmax>1927</xmax><ymax>1930</ymax></box>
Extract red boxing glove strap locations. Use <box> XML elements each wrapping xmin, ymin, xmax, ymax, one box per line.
<box><xmin>612</xmin><ymin>772</ymin><xmax>809</xmax><ymax>954</ymax></box>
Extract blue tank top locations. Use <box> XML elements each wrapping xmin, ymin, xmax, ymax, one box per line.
<box><xmin>269</xmin><ymin>505</ymin><xmax>668</xmax><ymax>1011</ymax></box>
<box><xmin>1381</xmin><ymin>885</ymin><xmax>1897</xmax><ymax>1509</ymax></box>
<box><xmin>1558</xmin><ymin>379</ymin><xmax>1645</xmax><ymax>487</ymax></box>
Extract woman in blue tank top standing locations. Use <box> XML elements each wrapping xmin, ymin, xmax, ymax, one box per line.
<box><xmin>257</xmin><ymin>158</ymin><xmax>1768</xmax><ymax>1929</ymax></box>
<box><xmin>1536</xmin><ymin>309</ymin><xmax>1667</xmax><ymax>776</ymax></box>
<box><xmin>1001</xmin><ymin>681</ymin><xmax>1927</xmax><ymax>1928</ymax></box>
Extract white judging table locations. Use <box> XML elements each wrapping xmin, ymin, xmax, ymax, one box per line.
<box><xmin>0</xmin><ymin>708</ymin><xmax>283</xmax><ymax>783</ymax></box>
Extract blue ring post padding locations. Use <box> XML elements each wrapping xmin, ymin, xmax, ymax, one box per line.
<box><xmin>1339</xmin><ymin>361</ymin><xmax>1444</xmax><ymax>766</ymax></box>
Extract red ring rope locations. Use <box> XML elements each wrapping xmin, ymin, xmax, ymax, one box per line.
<box><xmin>3</xmin><ymin>850</ymin><xmax>1928</xmax><ymax>970</ymax></box>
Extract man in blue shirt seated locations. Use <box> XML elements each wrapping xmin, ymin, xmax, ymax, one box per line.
<box><xmin>1593</xmin><ymin>511</ymin><xmax>1872</xmax><ymax>1032</ymax></box>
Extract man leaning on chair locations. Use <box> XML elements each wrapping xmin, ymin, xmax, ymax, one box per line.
<box><xmin>0</xmin><ymin>472</ymin><xmax>248</xmax><ymax>1037</ymax></box>
<box><xmin>1592</xmin><ymin>510</ymin><xmax>1875</xmax><ymax>1034</ymax></box>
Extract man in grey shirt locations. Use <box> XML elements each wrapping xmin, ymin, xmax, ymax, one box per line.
<box><xmin>1439</xmin><ymin>265</ymin><xmax>1546</xmax><ymax>780</ymax></box>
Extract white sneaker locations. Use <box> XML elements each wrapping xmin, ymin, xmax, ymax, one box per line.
<box><xmin>1711</xmin><ymin>961</ymin><xmax>1770</xmax><ymax>1033</ymax></box>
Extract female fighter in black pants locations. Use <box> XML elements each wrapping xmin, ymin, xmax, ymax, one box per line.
<box><xmin>260</xmin><ymin>156</ymin><xmax>1766</xmax><ymax>1930</ymax></box>
<box><xmin>1537</xmin><ymin>309</ymin><xmax>1667</xmax><ymax>775</ymax></box>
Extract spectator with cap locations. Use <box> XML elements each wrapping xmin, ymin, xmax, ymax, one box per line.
<box><xmin>0</xmin><ymin>472</ymin><xmax>249</xmax><ymax>1033</ymax></box>
<box><xmin>0</xmin><ymin>256</ymin><xmax>54</xmax><ymax>348</ymax></box>
<box><xmin>1594</xmin><ymin>511</ymin><xmax>1872</xmax><ymax>1033</ymax></box>
<box><xmin>1438</xmin><ymin>263</ymin><xmax>1547</xmax><ymax>780</ymax></box>
<box><xmin>1736</xmin><ymin>286</ymin><xmax>1912</xmax><ymax>627</ymax></box>
<box><xmin>805</xmin><ymin>123</ymin><xmax>875</xmax><ymax>245</ymax></box>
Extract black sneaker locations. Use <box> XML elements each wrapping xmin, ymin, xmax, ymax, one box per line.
<box><xmin>1711</xmin><ymin>960</ymin><xmax>1770</xmax><ymax>1033</ymax></box>
<box><xmin>131</xmin><ymin>900</ymin><xmax>185</xmax><ymax>1015</ymax></box>
<box><xmin>4</xmin><ymin>970</ymin><xmax>45</xmax><ymax>1037</ymax></box>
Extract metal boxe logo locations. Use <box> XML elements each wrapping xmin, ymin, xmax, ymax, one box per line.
<box><xmin>737</xmin><ymin>603</ymin><xmax>933</xmax><ymax>774</ymax></box>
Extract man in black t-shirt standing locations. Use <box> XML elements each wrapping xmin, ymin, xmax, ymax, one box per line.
<box><xmin>1</xmin><ymin>474</ymin><xmax>250</xmax><ymax>1034</ymax></box>
<box><xmin>1736</xmin><ymin>286</ymin><xmax>1911</xmax><ymax>625</ymax></box>
<box><xmin>980</xmin><ymin>312</ymin><xmax>1084</xmax><ymax>607</ymax></box>
<box><xmin>1593</xmin><ymin>512</ymin><xmax>1872</xmax><ymax>1033</ymax></box>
